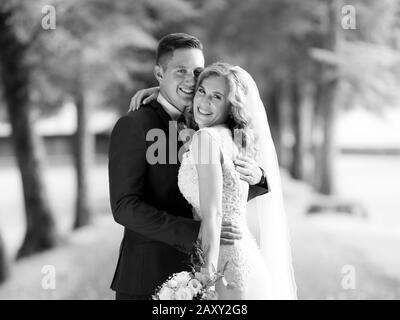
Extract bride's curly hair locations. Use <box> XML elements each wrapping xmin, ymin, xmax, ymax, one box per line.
<box><xmin>189</xmin><ymin>62</ymin><xmax>258</xmax><ymax>158</ymax></box>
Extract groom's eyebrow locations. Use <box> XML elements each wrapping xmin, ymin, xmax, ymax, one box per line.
<box><xmin>174</xmin><ymin>65</ymin><xmax>202</xmax><ymax>73</ymax></box>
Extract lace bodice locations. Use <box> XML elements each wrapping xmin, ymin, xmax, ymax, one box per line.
<box><xmin>178</xmin><ymin>126</ymin><xmax>248</xmax><ymax>224</ymax></box>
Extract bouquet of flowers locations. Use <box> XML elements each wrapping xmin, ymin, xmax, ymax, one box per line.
<box><xmin>152</xmin><ymin>241</ymin><xmax>229</xmax><ymax>300</ymax></box>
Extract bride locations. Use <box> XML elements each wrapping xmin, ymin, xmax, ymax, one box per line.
<box><xmin>179</xmin><ymin>62</ymin><xmax>296</xmax><ymax>299</ymax></box>
<box><xmin>132</xmin><ymin>62</ymin><xmax>297</xmax><ymax>300</ymax></box>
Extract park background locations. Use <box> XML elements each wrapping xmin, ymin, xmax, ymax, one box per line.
<box><xmin>0</xmin><ymin>0</ymin><xmax>399</xmax><ymax>299</ymax></box>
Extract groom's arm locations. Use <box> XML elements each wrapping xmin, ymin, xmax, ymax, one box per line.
<box><xmin>108</xmin><ymin>115</ymin><xmax>200</xmax><ymax>254</ymax></box>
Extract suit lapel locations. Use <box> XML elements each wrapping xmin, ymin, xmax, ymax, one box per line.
<box><xmin>149</xmin><ymin>100</ymin><xmax>171</xmax><ymax>130</ymax></box>
<box><xmin>149</xmin><ymin>100</ymin><xmax>185</xmax><ymax>164</ymax></box>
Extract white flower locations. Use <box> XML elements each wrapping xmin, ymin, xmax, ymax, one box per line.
<box><xmin>167</xmin><ymin>279</ymin><xmax>178</xmax><ymax>288</ymax></box>
<box><xmin>205</xmin><ymin>290</ymin><xmax>218</xmax><ymax>300</ymax></box>
<box><xmin>158</xmin><ymin>286</ymin><xmax>175</xmax><ymax>300</ymax></box>
<box><xmin>188</xmin><ymin>278</ymin><xmax>202</xmax><ymax>294</ymax></box>
<box><xmin>175</xmin><ymin>287</ymin><xmax>193</xmax><ymax>300</ymax></box>
<box><xmin>174</xmin><ymin>271</ymin><xmax>191</xmax><ymax>287</ymax></box>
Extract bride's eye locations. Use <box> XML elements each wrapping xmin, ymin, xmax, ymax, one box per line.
<box><xmin>197</xmin><ymin>87</ymin><xmax>205</xmax><ymax>94</ymax></box>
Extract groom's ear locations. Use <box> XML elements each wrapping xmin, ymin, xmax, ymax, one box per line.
<box><xmin>154</xmin><ymin>65</ymin><xmax>163</xmax><ymax>84</ymax></box>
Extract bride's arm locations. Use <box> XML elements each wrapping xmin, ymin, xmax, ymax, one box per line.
<box><xmin>192</xmin><ymin>130</ymin><xmax>223</xmax><ymax>272</ymax></box>
<box><xmin>128</xmin><ymin>87</ymin><xmax>160</xmax><ymax>111</ymax></box>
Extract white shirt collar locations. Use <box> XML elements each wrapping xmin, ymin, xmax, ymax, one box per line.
<box><xmin>157</xmin><ymin>94</ymin><xmax>182</xmax><ymax>121</ymax></box>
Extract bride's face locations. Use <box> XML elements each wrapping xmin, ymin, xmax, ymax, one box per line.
<box><xmin>193</xmin><ymin>76</ymin><xmax>230</xmax><ymax>128</ymax></box>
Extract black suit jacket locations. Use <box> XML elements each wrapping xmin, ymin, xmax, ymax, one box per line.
<box><xmin>108</xmin><ymin>100</ymin><xmax>269</xmax><ymax>295</ymax></box>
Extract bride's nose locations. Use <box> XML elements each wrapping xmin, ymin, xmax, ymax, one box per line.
<box><xmin>198</xmin><ymin>96</ymin><xmax>212</xmax><ymax>108</ymax></box>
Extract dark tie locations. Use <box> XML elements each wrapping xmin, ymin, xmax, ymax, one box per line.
<box><xmin>177</xmin><ymin>113</ymin><xmax>186</xmax><ymax>123</ymax></box>
<box><xmin>176</xmin><ymin>113</ymin><xmax>187</xmax><ymax>133</ymax></box>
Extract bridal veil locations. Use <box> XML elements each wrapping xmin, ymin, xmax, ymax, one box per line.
<box><xmin>232</xmin><ymin>66</ymin><xmax>298</xmax><ymax>300</ymax></box>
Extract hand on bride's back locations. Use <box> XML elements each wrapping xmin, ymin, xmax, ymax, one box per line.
<box><xmin>234</xmin><ymin>155</ymin><xmax>263</xmax><ymax>186</ymax></box>
<box><xmin>128</xmin><ymin>87</ymin><xmax>159</xmax><ymax>112</ymax></box>
<box><xmin>220</xmin><ymin>221</ymin><xmax>242</xmax><ymax>245</ymax></box>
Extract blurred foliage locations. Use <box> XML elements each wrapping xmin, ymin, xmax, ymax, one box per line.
<box><xmin>1</xmin><ymin>0</ymin><xmax>398</xmax><ymax>117</ymax></box>
<box><xmin>193</xmin><ymin>0</ymin><xmax>400</xmax><ymax>111</ymax></box>
<box><xmin>0</xmin><ymin>0</ymin><xmax>200</xmax><ymax>116</ymax></box>
<box><xmin>0</xmin><ymin>0</ymin><xmax>399</xmax><ymax>189</ymax></box>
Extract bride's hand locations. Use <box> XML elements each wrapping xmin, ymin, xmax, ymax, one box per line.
<box><xmin>128</xmin><ymin>86</ymin><xmax>160</xmax><ymax>112</ymax></box>
<box><xmin>234</xmin><ymin>155</ymin><xmax>263</xmax><ymax>185</ymax></box>
<box><xmin>220</xmin><ymin>221</ymin><xmax>242</xmax><ymax>245</ymax></box>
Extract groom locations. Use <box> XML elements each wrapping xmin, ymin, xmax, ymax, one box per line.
<box><xmin>108</xmin><ymin>33</ymin><xmax>270</xmax><ymax>300</ymax></box>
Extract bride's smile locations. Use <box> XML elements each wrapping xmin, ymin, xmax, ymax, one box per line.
<box><xmin>193</xmin><ymin>76</ymin><xmax>230</xmax><ymax>128</ymax></box>
<box><xmin>197</xmin><ymin>106</ymin><xmax>212</xmax><ymax>116</ymax></box>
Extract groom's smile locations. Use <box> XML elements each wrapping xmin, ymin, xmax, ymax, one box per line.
<box><xmin>178</xmin><ymin>86</ymin><xmax>195</xmax><ymax>97</ymax></box>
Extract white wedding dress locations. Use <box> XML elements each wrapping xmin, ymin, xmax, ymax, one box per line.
<box><xmin>178</xmin><ymin>125</ymin><xmax>273</xmax><ymax>300</ymax></box>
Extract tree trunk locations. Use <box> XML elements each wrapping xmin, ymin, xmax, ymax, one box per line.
<box><xmin>311</xmin><ymin>78</ymin><xmax>324</xmax><ymax>188</ymax></box>
<box><xmin>290</xmin><ymin>76</ymin><xmax>315</xmax><ymax>182</ymax></box>
<box><xmin>266</xmin><ymin>80</ymin><xmax>282</xmax><ymax>160</ymax></box>
<box><xmin>0</xmin><ymin>7</ymin><xmax>57</xmax><ymax>259</ymax></box>
<box><xmin>289</xmin><ymin>76</ymin><xmax>304</xmax><ymax>180</ymax></box>
<box><xmin>266</xmin><ymin>83</ymin><xmax>282</xmax><ymax>159</ymax></box>
<box><xmin>318</xmin><ymin>82</ymin><xmax>337</xmax><ymax>195</ymax></box>
<box><xmin>277</xmin><ymin>77</ymin><xmax>293</xmax><ymax>170</ymax></box>
<box><xmin>268</xmin><ymin>76</ymin><xmax>291</xmax><ymax>168</ymax></box>
<box><xmin>73</xmin><ymin>59</ymin><xmax>93</xmax><ymax>229</ymax></box>
<box><xmin>312</xmin><ymin>0</ymin><xmax>340</xmax><ymax>195</ymax></box>
<box><xmin>0</xmin><ymin>232</ymin><xmax>8</xmax><ymax>283</ymax></box>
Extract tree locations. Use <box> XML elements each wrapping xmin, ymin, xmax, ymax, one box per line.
<box><xmin>47</xmin><ymin>0</ymin><xmax>193</xmax><ymax>228</ymax></box>
<box><xmin>0</xmin><ymin>232</ymin><xmax>8</xmax><ymax>283</ymax></box>
<box><xmin>289</xmin><ymin>73</ymin><xmax>305</xmax><ymax>180</ymax></box>
<box><xmin>0</xmin><ymin>2</ymin><xmax>57</xmax><ymax>258</ymax></box>
<box><xmin>72</xmin><ymin>51</ymin><xmax>93</xmax><ymax>228</ymax></box>
<box><xmin>51</xmin><ymin>0</ymin><xmax>158</xmax><ymax>229</ymax></box>
<box><xmin>309</xmin><ymin>0</ymin><xmax>400</xmax><ymax>194</ymax></box>
<box><xmin>265</xmin><ymin>78</ymin><xmax>285</xmax><ymax>163</ymax></box>
<box><xmin>311</xmin><ymin>0</ymin><xmax>340</xmax><ymax>194</ymax></box>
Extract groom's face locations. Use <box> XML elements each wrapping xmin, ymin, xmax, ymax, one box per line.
<box><xmin>154</xmin><ymin>48</ymin><xmax>204</xmax><ymax>112</ymax></box>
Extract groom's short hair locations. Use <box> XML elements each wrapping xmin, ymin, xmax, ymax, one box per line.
<box><xmin>156</xmin><ymin>33</ymin><xmax>203</xmax><ymax>69</ymax></box>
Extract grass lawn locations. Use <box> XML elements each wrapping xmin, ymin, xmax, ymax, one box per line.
<box><xmin>0</xmin><ymin>156</ymin><xmax>399</xmax><ymax>299</ymax></box>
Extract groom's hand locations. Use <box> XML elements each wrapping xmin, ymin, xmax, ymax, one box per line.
<box><xmin>220</xmin><ymin>221</ymin><xmax>242</xmax><ymax>245</ymax></box>
<box><xmin>234</xmin><ymin>155</ymin><xmax>263</xmax><ymax>186</ymax></box>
